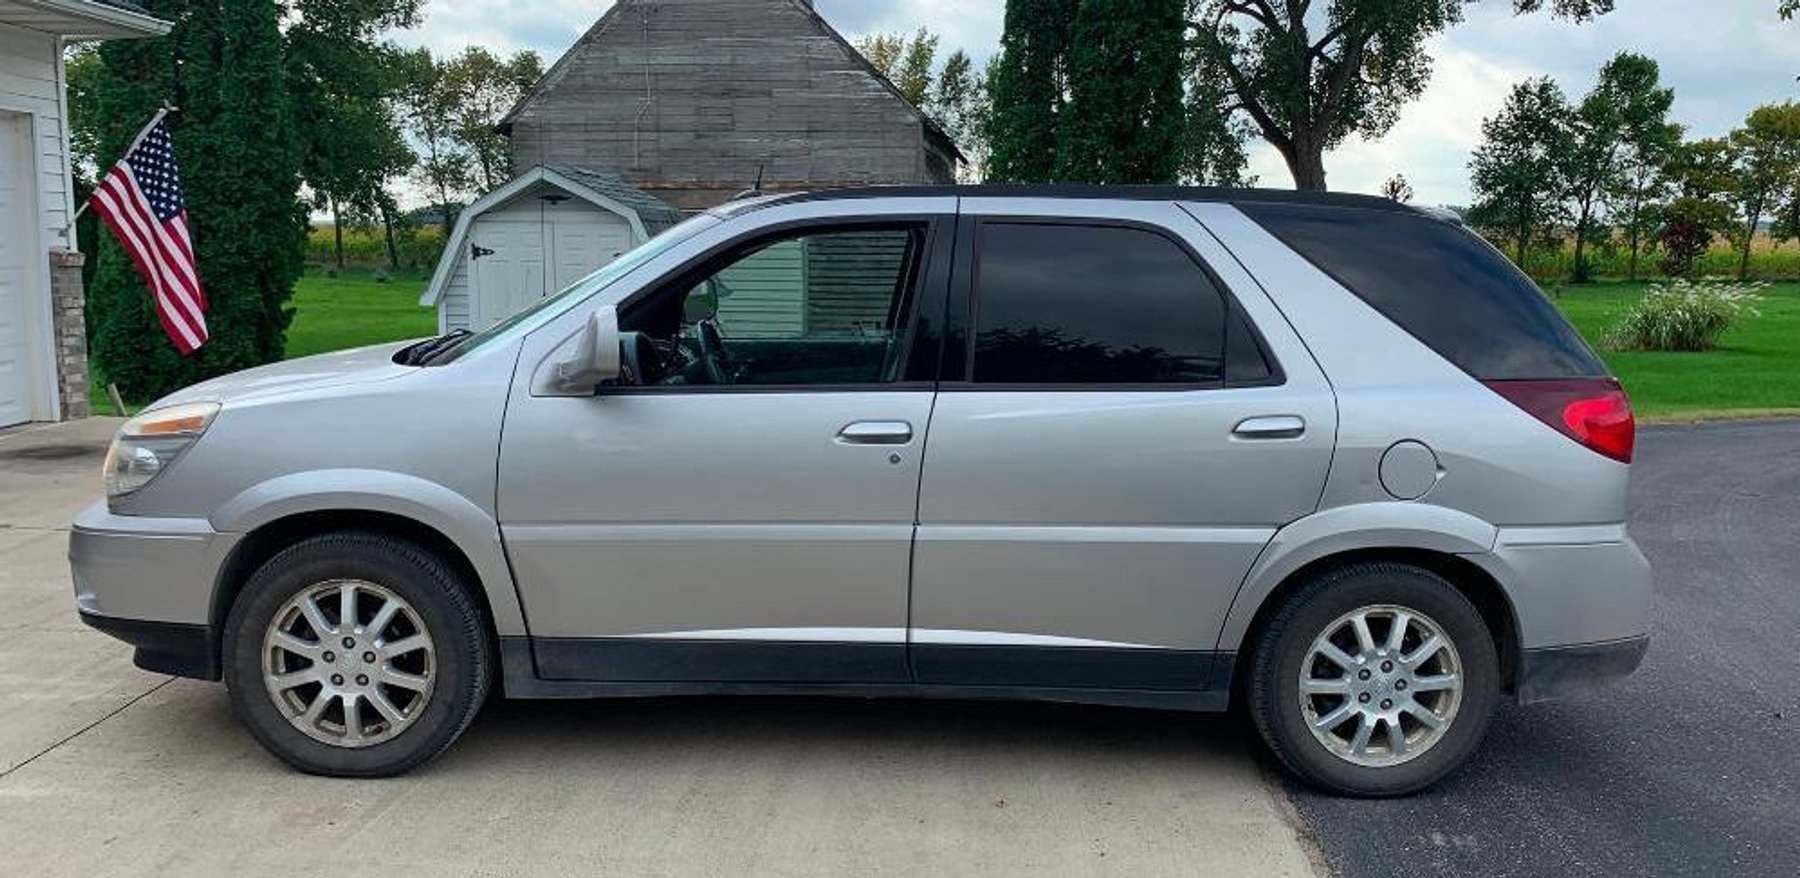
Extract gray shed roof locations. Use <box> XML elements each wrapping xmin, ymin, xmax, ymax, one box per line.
<box><xmin>548</xmin><ymin>166</ymin><xmax>688</xmax><ymax>235</ymax></box>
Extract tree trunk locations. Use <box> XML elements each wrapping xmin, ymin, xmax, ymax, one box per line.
<box><xmin>1516</xmin><ymin>221</ymin><xmax>1530</xmax><ymax>269</ymax></box>
<box><xmin>380</xmin><ymin>202</ymin><xmax>400</xmax><ymax>270</ymax></box>
<box><xmin>331</xmin><ymin>200</ymin><xmax>345</xmax><ymax>270</ymax></box>
<box><xmin>1280</xmin><ymin>139</ymin><xmax>1328</xmax><ymax>191</ymax></box>
<box><xmin>1626</xmin><ymin>174</ymin><xmax>1644</xmax><ymax>281</ymax></box>
<box><xmin>1627</xmin><ymin>199</ymin><xmax>1641</xmax><ymax>281</ymax></box>
<box><xmin>1571</xmin><ymin>191</ymin><xmax>1597</xmax><ymax>283</ymax></box>
<box><xmin>1571</xmin><ymin>224</ymin><xmax>1587</xmax><ymax>283</ymax></box>
<box><xmin>1739</xmin><ymin>214</ymin><xmax>1758</xmax><ymax>280</ymax></box>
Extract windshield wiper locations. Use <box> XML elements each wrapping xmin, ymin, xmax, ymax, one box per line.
<box><xmin>399</xmin><ymin>329</ymin><xmax>472</xmax><ymax>366</ymax></box>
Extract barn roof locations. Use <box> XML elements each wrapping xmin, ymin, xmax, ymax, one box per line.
<box><xmin>498</xmin><ymin>0</ymin><xmax>964</xmax><ymax>163</ymax></box>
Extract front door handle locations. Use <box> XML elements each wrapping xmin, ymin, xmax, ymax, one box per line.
<box><xmin>837</xmin><ymin>421</ymin><xmax>913</xmax><ymax>445</ymax></box>
<box><xmin>1232</xmin><ymin>415</ymin><xmax>1306</xmax><ymax>440</ymax></box>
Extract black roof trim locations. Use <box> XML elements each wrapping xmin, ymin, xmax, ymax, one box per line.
<box><xmin>771</xmin><ymin>184</ymin><xmax>1421</xmax><ymax>213</ymax></box>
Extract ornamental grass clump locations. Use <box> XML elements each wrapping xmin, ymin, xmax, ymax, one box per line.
<box><xmin>1606</xmin><ymin>279</ymin><xmax>1764</xmax><ymax>352</ymax></box>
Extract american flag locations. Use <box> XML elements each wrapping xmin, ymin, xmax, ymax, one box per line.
<box><xmin>89</xmin><ymin>115</ymin><xmax>208</xmax><ymax>354</ymax></box>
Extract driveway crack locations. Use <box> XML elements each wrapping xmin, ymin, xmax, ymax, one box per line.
<box><xmin>0</xmin><ymin>678</ymin><xmax>173</xmax><ymax>781</ymax></box>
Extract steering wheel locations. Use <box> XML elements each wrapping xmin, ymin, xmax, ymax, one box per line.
<box><xmin>695</xmin><ymin>317</ymin><xmax>738</xmax><ymax>385</ymax></box>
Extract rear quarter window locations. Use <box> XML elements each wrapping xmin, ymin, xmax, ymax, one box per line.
<box><xmin>1237</xmin><ymin>203</ymin><xmax>1606</xmax><ymax>380</ymax></box>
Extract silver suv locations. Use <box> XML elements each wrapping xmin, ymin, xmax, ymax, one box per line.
<box><xmin>71</xmin><ymin>187</ymin><xmax>1651</xmax><ymax>796</ymax></box>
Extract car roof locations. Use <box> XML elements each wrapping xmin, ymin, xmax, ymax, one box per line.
<box><xmin>766</xmin><ymin>184</ymin><xmax>1421</xmax><ymax>215</ymax></box>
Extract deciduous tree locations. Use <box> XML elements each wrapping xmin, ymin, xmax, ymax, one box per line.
<box><xmin>1469</xmin><ymin>78</ymin><xmax>1574</xmax><ymax>267</ymax></box>
<box><xmin>1191</xmin><ymin>0</ymin><xmax>1613</xmax><ymax>191</ymax></box>
<box><xmin>1726</xmin><ymin>103</ymin><xmax>1800</xmax><ymax>278</ymax></box>
<box><xmin>394</xmin><ymin>48</ymin><xmax>472</xmax><ymax>228</ymax></box>
<box><xmin>283</xmin><ymin>0</ymin><xmax>421</xmax><ymax>269</ymax></box>
<box><xmin>1599</xmin><ymin>55</ymin><xmax>1681</xmax><ymax>280</ymax></box>
<box><xmin>439</xmin><ymin>47</ymin><xmax>544</xmax><ymax>191</ymax></box>
<box><xmin>1381</xmin><ymin>174</ymin><xmax>1414</xmax><ymax>203</ymax></box>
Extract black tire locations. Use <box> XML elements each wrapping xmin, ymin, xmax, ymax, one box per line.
<box><xmin>223</xmin><ymin>531</ymin><xmax>492</xmax><ymax>777</ymax></box>
<box><xmin>1247</xmin><ymin>562</ymin><xmax>1499</xmax><ymax>797</ymax></box>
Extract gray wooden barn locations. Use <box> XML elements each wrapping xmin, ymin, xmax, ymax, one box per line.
<box><xmin>499</xmin><ymin>0</ymin><xmax>963</xmax><ymax>211</ymax></box>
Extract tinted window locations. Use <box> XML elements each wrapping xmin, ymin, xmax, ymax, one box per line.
<box><xmin>1239</xmin><ymin>203</ymin><xmax>1606</xmax><ymax>379</ymax></box>
<box><xmin>1225</xmin><ymin>307</ymin><xmax>1274</xmax><ymax>384</ymax></box>
<box><xmin>973</xmin><ymin>223</ymin><xmax>1226</xmax><ymax>384</ymax></box>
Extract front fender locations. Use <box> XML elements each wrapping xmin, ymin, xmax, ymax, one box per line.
<box><xmin>1213</xmin><ymin>502</ymin><xmax>1499</xmax><ymax>652</ymax></box>
<box><xmin>210</xmin><ymin>469</ymin><xmax>526</xmax><ymax>635</ymax></box>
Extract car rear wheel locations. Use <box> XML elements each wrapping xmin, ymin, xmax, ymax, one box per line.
<box><xmin>1248</xmin><ymin>562</ymin><xmax>1499</xmax><ymax>797</ymax></box>
<box><xmin>223</xmin><ymin>532</ymin><xmax>491</xmax><ymax>777</ymax></box>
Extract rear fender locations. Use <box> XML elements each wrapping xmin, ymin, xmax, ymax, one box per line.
<box><xmin>1214</xmin><ymin>502</ymin><xmax>1498</xmax><ymax>652</ymax></box>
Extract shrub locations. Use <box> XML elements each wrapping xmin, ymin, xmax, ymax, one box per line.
<box><xmin>1606</xmin><ymin>278</ymin><xmax>1764</xmax><ymax>352</ymax></box>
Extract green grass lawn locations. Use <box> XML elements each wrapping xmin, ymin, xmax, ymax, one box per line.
<box><xmin>281</xmin><ymin>267</ymin><xmax>436</xmax><ymax>359</ymax></box>
<box><xmin>90</xmin><ymin>269</ymin><xmax>1800</xmax><ymax>422</ymax></box>
<box><xmin>1547</xmin><ymin>280</ymin><xmax>1800</xmax><ymax>420</ymax></box>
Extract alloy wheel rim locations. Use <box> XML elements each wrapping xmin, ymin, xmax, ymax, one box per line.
<box><xmin>1297</xmin><ymin>604</ymin><xmax>1463</xmax><ymax>768</ymax></box>
<box><xmin>262</xmin><ymin>579</ymin><xmax>437</xmax><ymax>749</ymax></box>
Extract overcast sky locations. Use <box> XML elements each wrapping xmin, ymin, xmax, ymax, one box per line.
<box><xmin>396</xmin><ymin>0</ymin><xmax>1800</xmax><ymax>205</ymax></box>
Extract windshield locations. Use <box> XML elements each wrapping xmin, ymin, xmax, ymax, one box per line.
<box><xmin>434</xmin><ymin>213</ymin><xmax>721</xmax><ymax>363</ymax></box>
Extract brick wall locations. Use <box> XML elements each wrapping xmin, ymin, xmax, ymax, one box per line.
<box><xmin>48</xmin><ymin>249</ymin><xmax>89</xmax><ymax>420</ymax></box>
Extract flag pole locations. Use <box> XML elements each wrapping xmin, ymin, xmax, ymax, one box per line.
<box><xmin>70</xmin><ymin>105</ymin><xmax>176</xmax><ymax>226</ymax></box>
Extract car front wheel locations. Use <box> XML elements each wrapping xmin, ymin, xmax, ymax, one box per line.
<box><xmin>1248</xmin><ymin>562</ymin><xmax>1499</xmax><ymax>797</ymax></box>
<box><xmin>223</xmin><ymin>532</ymin><xmax>492</xmax><ymax>777</ymax></box>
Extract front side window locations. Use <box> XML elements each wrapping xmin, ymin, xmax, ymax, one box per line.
<box><xmin>972</xmin><ymin>222</ymin><xmax>1228</xmax><ymax>385</ymax></box>
<box><xmin>620</xmin><ymin>225</ymin><xmax>927</xmax><ymax>387</ymax></box>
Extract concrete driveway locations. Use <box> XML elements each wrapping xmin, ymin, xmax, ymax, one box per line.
<box><xmin>0</xmin><ymin>419</ymin><xmax>1321</xmax><ymax>878</ymax></box>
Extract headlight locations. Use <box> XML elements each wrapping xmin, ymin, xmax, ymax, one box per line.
<box><xmin>104</xmin><ymin>402</ymin><xmax>221</xmax><ymax>500</ymax></box>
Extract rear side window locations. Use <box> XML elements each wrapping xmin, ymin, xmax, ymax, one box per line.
<box><xmin>1239</xmin><ymin>203</ymin><xmax>1606</xmax><ymax>379</ymax></box>
<box><xmin>972</xmin><ymin>223</ymin><xmax>1227</xmax><ymax>385</ymax></box>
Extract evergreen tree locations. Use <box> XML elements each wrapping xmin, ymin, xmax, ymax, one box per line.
<box><xmin>86</xmin><ymin>0</ymin><xmax>307</xmax><ymax>401</ymax></box>
<box><xmin>984</xmin><ymin>0</ymin><xmax>1078</xmax><ymax>182</ymax></box>
<box><xmin>1057</xmin><ymin>0</ymin><xmax>1186</xmax><ymax>183</ymax></box>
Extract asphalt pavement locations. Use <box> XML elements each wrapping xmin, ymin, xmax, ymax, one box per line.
<box><xmin>1291</xmin><ymin>420</ymin><xmax>1800</xmax><ymax>877</ymax></box>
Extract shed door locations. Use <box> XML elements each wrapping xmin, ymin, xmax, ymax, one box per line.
<box><xmin>469</xmin><ymin>213</ymin><xmax>546</xmax><ymax>330</ymax></box>
<box><xmin>545</xmin><ymin>201</ymin><xmax>634</xmax><ymax>294</ymax></box>
<box><xmin>0</xmin><ymin>112</ymin><xmax>39</xmax><ymax>427</ymax></box>
<box><xmin>469</xmin><ymin>200</ymin><xmax>638</xmax><ymax>331</ymax></box>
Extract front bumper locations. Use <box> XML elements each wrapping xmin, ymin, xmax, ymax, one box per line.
<box><xmin>1516</xmin><ymin>635</ymin><xmax>1648</xmax><ymax>704</ymax></box>
<box><xmin>69</xmin><ymin>500</ymin><xmax>235</xmax><ymax>681</ymax></box>
<box><xmin>79</xmin><ymin>612</ymin><xmax>217</xmax><ymax>679</ymax></box>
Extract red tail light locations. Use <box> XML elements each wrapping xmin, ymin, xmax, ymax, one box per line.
<box><xmin>1483</xmin><ymin>378</ymin><xmax>1635</xmax><ymax>464</ymax></box>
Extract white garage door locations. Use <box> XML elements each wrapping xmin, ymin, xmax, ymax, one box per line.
<box><xmin>0</xmin><ymin>111</ymin><xmax>40</xmax><ymax>428</ymax></box>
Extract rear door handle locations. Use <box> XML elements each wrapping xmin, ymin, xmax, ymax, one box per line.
<box><xmin>1232</xmin><ymin>415</ymin><xmax>1306</xmax><ymax>440</ymax></box>
<box><xmin>837</xmin><ymin>421</ymin><xmax>913</xmax><ymax>445</ymax></box>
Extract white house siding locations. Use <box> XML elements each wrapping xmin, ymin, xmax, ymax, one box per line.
<box><xmin>715</xmin><ymin>240</ymin><xmax>805</xmax><ymax>338</ymax></box>
<box><xmin>712</xmin><ymin>232</ymin><xmax>912</xmax><ymax>341</ymax></box>
<box><xmin>0</xmin><ymin>22</ymin><xmax>73</xmax><ymax>252</ymax></box>
<box><xmin>0</xmin><ymin>21</ymin><xmax>69</xmax><ymax>424</ymax></box>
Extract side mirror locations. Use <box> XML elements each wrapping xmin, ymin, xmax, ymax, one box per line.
<box><xmin>552</xmin><ymin>306</ymin><xmax>622</xmax><ymax>395</ymax></box>
<box><xmin>683</xmin><ymin>279</ymin><xmax>721</xmax><ymax>325</ymax></box>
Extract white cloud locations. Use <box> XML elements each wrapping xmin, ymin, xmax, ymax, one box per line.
<box><xmin>1289</xmin><ymin>41</ymin><xmax>1536</xmax><ymax>205</ymax></box>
